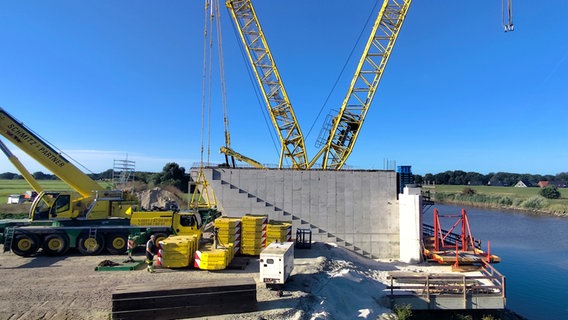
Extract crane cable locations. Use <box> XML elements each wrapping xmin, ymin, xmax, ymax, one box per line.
<box><xmin>305</xmin><ymin>0</ymin><xmax>381</xmax><ymax>142</ymax></box>
<box><xmin>191</xmin><ymin>0</ymin><xmax>218</xmax><ymax>210</ymax></box>
<box><xmin>200</xmin><ymin>0</ymin><xmax>210</xmax><ymax>168</ymax></box>
<box><xmin>502</xmin><ymin>0</ymin><xmax>514</xmax><ymax>32</ymax></box>
<box><xmin>212</xmin><ymin>0</ymin><xmax>231</xmax><ymax>152</ymax></box>
<box><xmin>227</xmin><ymin>7</ymin><xmax>290</xmax><ymax>166</ymax></box>
<box><xmin>202</xmin><ymin>0</ymin><xmax>227</xmax><ymax>166</ymax></box>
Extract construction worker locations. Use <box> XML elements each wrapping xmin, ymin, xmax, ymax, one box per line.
<box><xmin>146</xmin><ymin>234</ymin><xmax>158</xmax><ymax>273</ymax></box>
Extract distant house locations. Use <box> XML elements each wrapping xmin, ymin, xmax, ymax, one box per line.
<box><xmin>7</xmin><ymin>194</ymin><xmax>24</xmax><ymax>204</ymax></box>
<box><xmin>514</xmin><ymin>180</ymin><xmax>531</xmax><ymax>188</ymax></box>
<box><xmin>539</xmin><ymin>181</ymin><xmax>566</xmax><ymax>188</ymax></box>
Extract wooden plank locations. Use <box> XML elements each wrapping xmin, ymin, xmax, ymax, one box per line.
<box><xmin>112</xmin><ymin>301</ymin><xmax>257</xmax><ymax>320</ymax></box>
<box><xmin>112</xmin><ymin>288</ymin><xmax>256</xmax><ymax>311</ymax></box>
<box><xmin>112</xmin><ymin>277</ymin><xmax>256</xmax><ymax>299</ymax></box>
<box><xmin>111</xmin><ymin>277</ymin><xmax>257</xmax><ymax>320</ymax></box>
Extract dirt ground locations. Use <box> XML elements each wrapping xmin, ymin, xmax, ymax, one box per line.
<box><xmin>0</xmin><ymin>242</ymin><xmax>399</xmax><ymax>320</ymax></box>
<box><xmin>0</xmin><ymin>242</ymin><xmax>524</xmax><ymax>320</ymax></box>
<box><xmin>0</xmin><ymin>247</ymin><xmax>293</xmax><ymax>320</ymax></box>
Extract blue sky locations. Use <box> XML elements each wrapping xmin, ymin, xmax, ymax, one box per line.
<box><xmin>0</xmin><ymin>0</ymin><xmax>567</xmax><ymax>176</ymax></box>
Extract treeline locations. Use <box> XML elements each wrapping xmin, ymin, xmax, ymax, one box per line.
<box><xmin>0</xmin><ymin>162</ymin><xmax>192</xmax><ymax>193</ymax></box>
<box><xmin>3</xmin><ymin>166</ymin><xmax>567</xmax><ymax>189</ymax></box>
<box><xmin>414</xmin><ymin>171</ymin><xmax>568</xmax><ymax>187</ymax></box>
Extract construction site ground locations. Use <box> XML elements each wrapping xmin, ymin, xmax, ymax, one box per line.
<box><xmin>0</xmin><ymin>242</ymin><xmax>395</xmax><ymax>320</ymax></box>
<box><xmin>0</xmin><ymin>242</ymin><xmax>525</xmax><ymax>320</ymax></box>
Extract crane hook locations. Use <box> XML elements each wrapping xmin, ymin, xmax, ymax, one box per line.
<box><xmin>502</xmin><ymin>0</ymin><xmax>514</xmax><ymax>32</ymax></box>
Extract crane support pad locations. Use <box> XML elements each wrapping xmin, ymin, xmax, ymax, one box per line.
<box><xmin>111</xmin><ymin>277</ymin><xmax>257</xmax><ymax>320</ymax></box>
<box><xmin>94</xmin><ymin>259</ymin><xmax>145</xmax><ymax>272</ymax></box>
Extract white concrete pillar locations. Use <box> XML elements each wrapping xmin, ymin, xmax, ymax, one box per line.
<box><xmin>399</xmin><ymin>186</ymin><xmax>422</xmax><ymax>263</ymax></box>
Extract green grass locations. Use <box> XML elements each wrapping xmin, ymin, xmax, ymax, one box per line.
<box><xmin>423</xmin><ymin>185</ymin><xmax>568</xmax><ymax>216</ymax></box>
<box><xmin>0</xmin><ymin>179</ymin><xmax>75</xmax><ymax>216</ymax></box>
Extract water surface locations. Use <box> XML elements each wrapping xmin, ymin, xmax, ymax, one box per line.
<box><xmin>423</xmin><ymin>204</ymin><xmax>568</xmax><ymax>320</ymax></box>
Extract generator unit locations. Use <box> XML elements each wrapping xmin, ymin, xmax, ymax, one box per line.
<box><xmin>259</xmin><ymin>241</ymin><xmax>294</xmax><ymax>286</ymax></box>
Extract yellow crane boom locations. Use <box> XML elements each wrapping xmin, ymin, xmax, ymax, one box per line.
<box><xmin>226</xmin><ymin>0</ymin><xmax>308</xmax><ymax>169</ymax></box>
<box><xmin>311</xmin><ymin>0</ymin><xmax>412</xmax><ymax>169</ymax></box>
<box><xmin>226</xmin><ymin>0</ymin><xmax>411</xmax><ymax>170</ymax></box>
<box><xmin>0</xmin><ymin>138</ymin><xmax>44</xmax><ymax>194</ymax></box>
<box><xmin>0</xmin><ymin>108</ymin><xmax>103</xmax><ymax>197</ymax></box>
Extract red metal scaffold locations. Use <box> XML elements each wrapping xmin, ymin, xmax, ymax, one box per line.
<box><xmin>423</xmin><ymin>208</ymin><xmax>500</xmax><ymax>265</ymax></box>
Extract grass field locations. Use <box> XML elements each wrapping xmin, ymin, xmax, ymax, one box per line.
<box><xmin>423</xmin><ymin>184</ymin><xmax>568</xmax><ymax>216</ymax></box>
<box><xmin>0</xmin><ymin>179</ymin><xmax>74</xmax><ymax>217</ymax></box>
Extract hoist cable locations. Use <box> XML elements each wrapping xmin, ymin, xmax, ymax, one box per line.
<box><xmin>213</xmin><ymin>0</ymin><xmax>231</xmax><ymax>150</ymax></box>
<box><xmin>200</xmin><ymin>0</ymin><xmax>210</xmax><ymax>167</ymax></box>
<box><xmin>305</xmin><ymin>0</ymin><xmax>381</xmax><ymax>141</ymax></box>
<box><xmin>502</xmin><ymin>0</ymin><xmax>514</xmax><ymax>31</ymax></box>
<box><xmin>226</xmin><ymin>7</ymin><xmax>282</xmax><ymax>164</ymax></box>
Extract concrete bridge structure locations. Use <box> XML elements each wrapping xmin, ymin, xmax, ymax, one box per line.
<box><xmin>193</xmin><ymin>167</ymin><xmax>422</xmax><ymax>261</ymax></box>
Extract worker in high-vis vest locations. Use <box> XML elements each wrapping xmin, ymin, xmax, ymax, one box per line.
<box><xmin>146</xmin><ymin>235</ymin><xmax>158</xmax><ymax>273</ymax></box>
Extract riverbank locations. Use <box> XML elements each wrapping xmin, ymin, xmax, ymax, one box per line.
<box><xmin>423</xmin><ymin>185</ymin><xmax>568</xmax><ymax>217</ymax></box>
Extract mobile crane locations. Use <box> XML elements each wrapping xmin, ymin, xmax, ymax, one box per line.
<box><xmin>0</xmin><ymin>108</ymin><xmax>221</xmax><ymax>257</ymax></box>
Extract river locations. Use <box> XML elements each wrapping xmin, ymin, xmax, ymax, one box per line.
<box><xmin>422</xmin><ymin>204</ymin><xmax>568</xmax><ymax>320</ymax></box>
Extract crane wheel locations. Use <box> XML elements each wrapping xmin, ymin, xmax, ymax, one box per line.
<box><xmin>42</xmin><ymin>233</ymin><xmax>69</xmax><ymax>256</ymax></box>
<box><xmin>11</xmin><ymin>233</ymin><xmax>40</xmax><ymax>257</ymax></box>
<box><xmin>152</xmin><ymin>233</ymin><xmax>169</xmax><ymax>245</ymax></box>
<box><xmin>77</xmin><ymin>234</ymin><xmax>105</xmax><ymax>255</ymax></box>
<box><xmin>106</xmin><ymin>233</ymin><xmax>128</xmax><ymax>255</ymax></box>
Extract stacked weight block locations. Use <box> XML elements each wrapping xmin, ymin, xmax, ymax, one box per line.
<box><xmin>240</xmin><ymin>215</ymin><xmax>268</xmax><ymax>256</ymax></box>
<box><xmin>214</xmin><ymin>217</ymin><xmax>242</xmax><ymax>254</ymax></box>
<box><xmin>266</xmin><ymin>220</ymin><xmax>293</xmax><ymax>244</ymax></box>
<box><xmin>194</xmin><ymin>243</ymin><xmax>234</xmax><ymax>270</ymax></box>
<box><xmin>159</xmin><ymin>235</ymin><xmax>198</xmax><ymax>268</ymax></box>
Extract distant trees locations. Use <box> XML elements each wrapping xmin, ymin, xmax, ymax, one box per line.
<box><xmin>0</xmin><ymin>172</ymin><xmax>20</xmax><ymax>179</ymax></box>
<box><xmin>33</xmin><ymin>171</ymin><xmax>55</xmax><ymax>180</ymax></box>
<box><xmin>416</xmin><ymin>170</ymin><xmax>568</xmax><ymax>187</ymax></box>
<box><xmin>152</xmin><ymin>162</ymin><xmax>189</xmax><ymax>192</ymax></box>
<box><xmin>2</xmin><ymin>165</ymin><xmax>566</xmax><ymax>191</ymax></box>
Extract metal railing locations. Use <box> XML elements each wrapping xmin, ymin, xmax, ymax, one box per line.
<box><xmin>387</xmin><ymin>261</ymin><xmax>506</xmax><ymax>302</ymax></box>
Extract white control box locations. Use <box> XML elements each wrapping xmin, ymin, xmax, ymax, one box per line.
<box><xmin>259</xmin><ymin>241</ymin><xmax>294</xmax><ymax>285</ymax></box>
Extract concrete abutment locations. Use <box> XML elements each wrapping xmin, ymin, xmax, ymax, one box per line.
<box><xmin>195</xmin><ymin>167</ymin><xmax>420</xmax><ymax>260</ymax></box>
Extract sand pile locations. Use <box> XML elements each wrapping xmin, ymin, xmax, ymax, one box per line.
<box><xmin>136</xmin><ymin>187</ymin><xmax>180</xmax><ymax>211</ymax></box>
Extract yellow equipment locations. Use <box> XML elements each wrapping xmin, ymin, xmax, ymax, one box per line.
<box><xmin>225</xmin><ymin>0</ymin><xmax>411</xmax><ymax>170</ymax></box>
<box><xmin>0</xmin><ymin>107</ymin><xmax>140</xmax><ymax>220</ymax></box>
<box><xmin>0</xmin><ymin>139</ymin><xmax>44</xmax><ymax>195</ymax></box>
<box><xmin>225</xmin><ymin>0</ymin><xmax>309</xmax><ymax>169</ymax></box>
<box><xmin>225</xmin><ymin>1</ymin><xmax>511</xmax><ymax>169</ymax></box>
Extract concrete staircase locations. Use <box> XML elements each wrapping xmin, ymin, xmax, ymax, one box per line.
<box><xmin>199</xmin><ymin>168</ymin><xmax>398</xmax><ymax>259</ymax></box>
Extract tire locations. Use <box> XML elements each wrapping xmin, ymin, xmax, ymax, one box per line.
<box><xmin>42</xmin><ymin>233</ymin><xmax>69</xmax><ymax>256</ymax></box>
<box><xmin>153</xmin><ymin>232</ymin><xmax>169</xmax><ymax>245</ymax></box>
<box><xmin>77</xmin><ymin>234</ymin><xmax>105</xmax><ymax>255</ymax></box>
<box><xmin>106</xmin><ymin>233</ymin><xmax>128</xmax><ymax>255</ymax></box>
<box><xmin>11</xmin><ymin>233</ymin><xmax>40</xmax><ymax>257</ymax></box>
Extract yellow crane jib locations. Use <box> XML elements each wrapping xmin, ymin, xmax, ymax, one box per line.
<box><xmin>315</xmin><ymin>0</ymin><xmax>412</xmax><ymax>170</ymax></box>
<box><xmin>0</xmin><ymin>108</ymin><xmax>137</xmax><ymax>220</ymax></box>
<box><xmin>226</xmin><ymin>0</ymin><xmax>308</xmax><ymax>169</ymax></box>
<box><xmin>220</xmin><ymin>146</ymin><xmax>266</xmax><ymax>169</ymax></box>
<box><xmin>0</xmin><ymin>138</ymin><xmax>44</xmax><ymax>195</ymax></box>
<box><xmin>0</xmin><ymin>108</ymin><xmax>103</xmax><ymax>197</ymax></box>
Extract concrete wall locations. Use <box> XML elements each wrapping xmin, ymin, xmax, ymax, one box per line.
<box><xmin>195</xmin><ymin>167</ymin><xmax>401</xmax><ymax>259</ymax></box>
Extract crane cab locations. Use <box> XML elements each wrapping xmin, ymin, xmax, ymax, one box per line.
<box><xmin>30</xmin><ymin>192</ymin><xmax>74</xmax><ymax>221</ymax></box>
